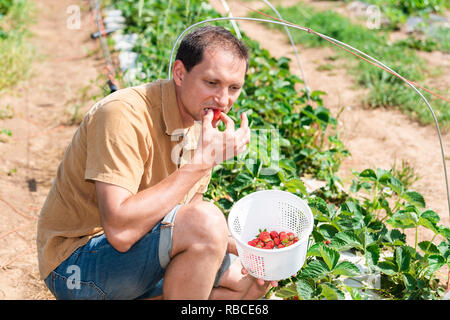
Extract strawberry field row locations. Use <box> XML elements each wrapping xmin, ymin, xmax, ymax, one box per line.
<box><xmin>106</xmin><ymin>0</ymin><xmax>449</xmax><ymax>300</ymax></box>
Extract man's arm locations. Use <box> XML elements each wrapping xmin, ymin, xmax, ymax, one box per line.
<box><xmin>96</xmin><ymin>163</ymin><xmax>209</xmax><ymax>253</ymax></box>
<box><xmin>97</xmin><ymin>110</ymin><xmax>249</xmax><ymax>253</ymax></box>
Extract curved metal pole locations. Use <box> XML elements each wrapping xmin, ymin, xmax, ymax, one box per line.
<box><xmin>261</xmin><ymin>0</ymin><xmax>311</xmax><ymax>101</ymax></box>
<box><xmin>168</xmin><ymin>17</ymin><xmax>310</xmax><ymax>77</ymax></box>
<box><xmin>317</xmin><ymin>32</ymin><xmax>450</xmax><ymax>218</ymax></box>
<box><xmin>167</xmin><ymin>16</ymin><xmax>449</xmax><ymax>217</ymax></box>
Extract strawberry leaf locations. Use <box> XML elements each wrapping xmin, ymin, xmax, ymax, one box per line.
<box><xmin>377</xmin><ymin>260</ymin><xmax>398</xmax><ymax>275</ymax></box>
<box><xmin>295</xmin><ymin>277</ymin><xmax>315</xmax><ymax>300</ymax></box>
<box><xmin>365</xmin><ymin>243</ymin><xmax>381</xmax><ymax>270</ymax></box>
<box><xmin>319</xmin><ymin>245</ymin><xmax>340</xmax><ymax>271</ymax></box>
<box><xmin>300</xmin><ymin>260</ymin><xmax>329</xmax><ymax>280</ymax></box>
<box><xmin>332</xmin><ymin>231</ymin><xmax>364</xmax><ymax>251</ymax></box>
<box><xmin>332</xmin><ymin>261</ymin><xmax>361</xmax><ymax>277</ymax></box>
<box><xmin>395</xmin><ymin>246</ymin><xmax>411</xmax><ymax>272</ymax></box>
<box><xmin>274</xmin><ymin>282</ymin><xmax>298</xmax><ymax>300</ymax></box>
<box><xmin>402</xmin><ymin>191</ymin><xmax>426</xmax><ymax>208</ymax></box>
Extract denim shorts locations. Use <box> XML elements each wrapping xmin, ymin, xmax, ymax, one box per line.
<box><xmin>44</xmin><ymin>204</ymin><xmax>236</xmax><ymax>300</ymax></box>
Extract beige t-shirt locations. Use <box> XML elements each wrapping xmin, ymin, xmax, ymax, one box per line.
<box><xmin>36</xmin><ymin>79</ymin><xmax>211</xmax><ymax>280</ymax></box>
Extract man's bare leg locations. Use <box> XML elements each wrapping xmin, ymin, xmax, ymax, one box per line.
<box><xmin>162</xmin><ymin>201</ymin><xmax>229</xmax><ymax>299</ymax></box>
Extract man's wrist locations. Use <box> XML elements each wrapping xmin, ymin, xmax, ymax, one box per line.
<box><xmin>180</xmin><ymin>161</ymin><xmax>211</xmax><ymax>176</ymax></box>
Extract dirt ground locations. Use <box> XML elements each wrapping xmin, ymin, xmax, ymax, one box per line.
<box><xmin>0</xmin><ymin>0</ymin><xmax>448</xmax><ymax>299</ymax></box>
<box><xmin>0</xmin><ymin>0</ymin><xmax>102</xmax><ymax>299</ymax></box>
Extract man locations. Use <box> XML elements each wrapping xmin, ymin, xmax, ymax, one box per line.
<box><xmin>37</xmin><ymin>25</ymin><xmax>276</xmax><ymax>300</ymax></box>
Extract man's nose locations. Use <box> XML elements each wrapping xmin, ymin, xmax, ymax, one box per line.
<box><xmin>214</xmin><ymin>88</ymin><xmax>229</xmax><ymax>108</ymax></box>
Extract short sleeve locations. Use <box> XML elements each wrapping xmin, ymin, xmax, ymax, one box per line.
<box><xmin>84</xmin><ymin>100</ymin><xmax>151</xmax><ymax>194</ymax></box>
<box><xmin>196</xmin><ymin>171</ymin><xmax>212</xmax><ymax>194</ymax></box>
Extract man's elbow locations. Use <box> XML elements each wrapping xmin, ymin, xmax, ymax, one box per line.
<box><xmin>103</xmin><ymin>223</ymin><xmax>133</xmax><ymax>253</ymax></box>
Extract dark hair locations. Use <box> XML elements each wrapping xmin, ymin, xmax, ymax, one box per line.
<box><xmin>175</xmin><ymin>25</ymin><xmax>249</xmax><ymax>73</ymax></box>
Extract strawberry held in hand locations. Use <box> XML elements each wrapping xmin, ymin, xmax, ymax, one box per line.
<box><xmin>212</xmin><ymin>109</ymin><xmax>221</xmax><ymax>122</ymax></box>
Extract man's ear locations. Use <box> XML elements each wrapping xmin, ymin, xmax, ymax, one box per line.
<box><xmin>172</xmin><ymin>60</ymin><xmax>186</xmax><ymax>86</ymax></box>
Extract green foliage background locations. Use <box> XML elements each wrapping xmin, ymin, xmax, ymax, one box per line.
<box><xmin>111</xmin><ymin>0</ymin><xmax>449</xmax><ymax>300</ymax></box>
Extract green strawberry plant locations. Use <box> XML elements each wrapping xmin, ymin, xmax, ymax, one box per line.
<box><xmin>272</xmin><ymin>168</ymin><xmax>449</xmax><ymax>300</ymax></box>
<box><xmin>110</xmin><ymin>0</ymin><xmax>449</xmax><ymax>299</ymax></box>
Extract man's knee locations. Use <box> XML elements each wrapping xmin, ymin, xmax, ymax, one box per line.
<box><xmin>172</xmin><ymin>201</ymin><xmax>228</xmax><ymax>256</ymax></box>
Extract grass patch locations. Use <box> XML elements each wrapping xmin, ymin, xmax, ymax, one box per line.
<box><xmin>0</xmin><ymin>0</ymin><xmax>35</xmax><ymax>94</ymax></box>
<box><xmin>316</xmin><ymin>63</ymin><xmax>335</xmax><ymax>72</ymax></box>
<box><xmin>347</xmin><ymin>0</ymin><xmax>450</xmax><ymax>29</ymax></box>
<box><xmin>249</xmin><ymin>2</ymin><xmax>449</xmax><ymax>128</ymax></box>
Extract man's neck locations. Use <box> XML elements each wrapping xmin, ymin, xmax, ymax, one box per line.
<box><xmin>174</xmin><ymin>86</ymin><xmax>195</xmax><ymax>128</ymax></box>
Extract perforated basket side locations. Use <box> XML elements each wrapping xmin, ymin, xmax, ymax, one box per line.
<box><xmin>230</xmin><ymin>210</ymin><xmax>242</xmax><ymax>237</ymax></box>
<box><xmin>237</xmin><ymin>244</ymin><xmax>266</xmax><ymax>279</ymax></box>
<box><xmin>277</xmin><ymin>199</ymin><xmax>313</xmax><ymax>241</ymax></box>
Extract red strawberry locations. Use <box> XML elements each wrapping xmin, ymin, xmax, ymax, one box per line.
<box><xmin>259</xmin><ymin>231</ymin><xmax>271</xmax><ymax>243</ymax></box>
<box><xmin>279</xmin><ymin>232</ymin><xmax>289</xmax><ymax>244</ymax></box>
<box><xmin>286</xmin><ymin>240</ymin><xmax>294</xmax><ymax>247</ymax></box>
<box><xmin>293</xmin><ymin>236</ymin><xmax>299</xmax><ymax>243</ymax></box>
<box><xmin>212</xmin><ymin>109</ymin><xmax>221</xmax><ymax>122</ymax></box>
<box><xmin>263</xmin><ymin>240</ymin><xmax>274</xmax><ymax>249</ymax></box>
<box><xmin>270</xmin><ymin>231</ymin><xmax>278</xmax><ymax>240</ymax></box>
<box><xmin>277</xmin><ymin>243</ymin><xmax>285</xmax><ymax>249</ymax></box>
<box><xmin>323</xmin><ymin>239</ymin><xmax>331</xmax><ymax>245</ymax></box>
<box><xmin>287</xmin><ymin>232</ymin><xmax>295</xmax><ymax>241</ymax></box>
<box><xmin>248</xmin><ymin>239</ymin><xmax>257</xmax><ymax>247</ymax></box>
<box><xmin>273</xmin><ymin>237</ymin><xmax>280</xmax><ymax>246</ymax></box>
<box><xmin>256</xmin><ymin>240</ymin><xmax>265</xmax><ymax>247</ymax></box>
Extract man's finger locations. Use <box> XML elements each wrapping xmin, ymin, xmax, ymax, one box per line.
<box><xmin>227</xmin><ymin>236</ymin><xmax>238</xmax><ymax>256</ymax></box>
<box><xmin>202</xmin><ymin>109</ymin><xmax>214</xmax><ymax>130</ymax></box>
<box><xmin>241</xmin><ymin>266</ymin><xmax>278</xmax><ymax>288</ymax></box>
<box><xmin>220</xmin><ymin>112</ymin><xmax>235</xmax><ymax>132</ymax></box>
<box><xmin>239</xmin><ymin>111</ymin><xmax>249</xmax><ymax>130</ymax></box>
<box><xmin>235</xmin><ymin>112</ymin><xmax>250</xmax><ymax>144</ymax></box>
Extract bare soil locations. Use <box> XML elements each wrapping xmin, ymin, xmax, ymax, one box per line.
<box><xmin>0</xmin><ymin>0</ymin><xmax>448</xmax><ymax>299</ymax></box>
<box><xmin>0</xmin><ymin>0</ymin><xmax>103</xmax><ymax>299</ymax></box>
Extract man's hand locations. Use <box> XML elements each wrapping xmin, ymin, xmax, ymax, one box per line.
<box><xmin>193</xmin><ymin>110</ymin><xmax>250</xmax><ymax>169</ymax></box>
<box><xmin>227</xmin><ymin>235</ymin><xmax>278</xmax><ymax>288</ymax></box>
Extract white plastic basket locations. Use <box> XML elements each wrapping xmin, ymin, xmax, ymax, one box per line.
<box><xmin>228</xmin><ymin>190</ymin><xmax>314</xmax><ymax>281</ymax></box>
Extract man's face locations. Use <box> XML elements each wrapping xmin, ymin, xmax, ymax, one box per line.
<box><xmin>173</xmin><ymin>47</ymin><xmax>247</xmax><ymax>125</ymax></box>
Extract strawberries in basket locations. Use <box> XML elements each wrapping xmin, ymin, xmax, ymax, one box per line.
<box><xmin>248</xmin><ymin>228</ymin><xmax>299</xmax><ymax>249</ymax></box>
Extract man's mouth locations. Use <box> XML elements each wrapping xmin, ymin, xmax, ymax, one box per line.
<box><xmin>203</xmin><ymin>107</ymin><xmax>220</xmax><ymax>114</ymax></box>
